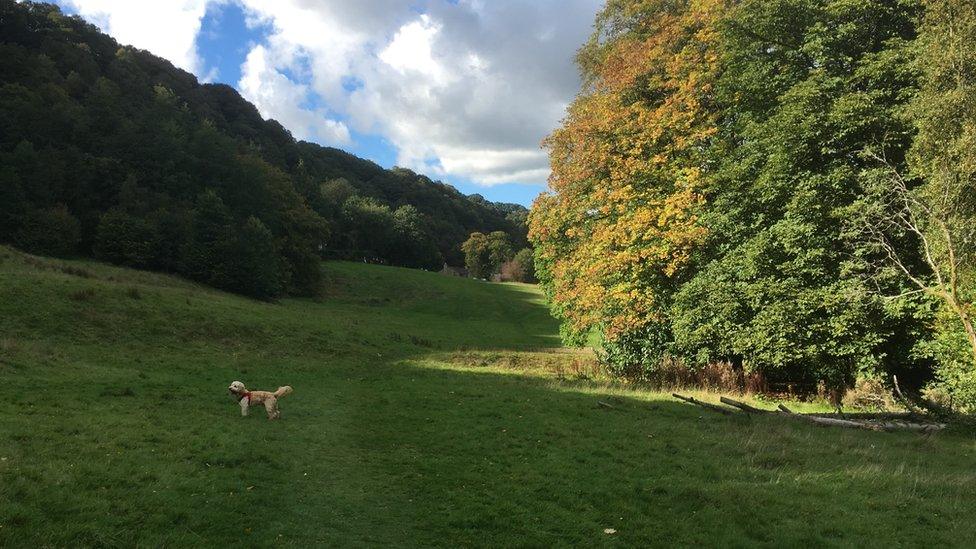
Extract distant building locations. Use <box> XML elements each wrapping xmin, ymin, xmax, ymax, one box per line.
<box><xmin>440</xmin><ymin>263</ymin><xmax>469</xmax><ymax>277</ymax></box>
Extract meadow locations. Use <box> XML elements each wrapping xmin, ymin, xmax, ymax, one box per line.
<box><xmin>1</xmin><ymin>245</ymin><xmax>975</xmax><ymax>547</ymax></box>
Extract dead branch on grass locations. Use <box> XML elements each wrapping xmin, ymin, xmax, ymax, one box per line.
<box><xmin>669</xmin><ymin>394</ymin><xmax>946</xmax><ymax>433</ymax></box>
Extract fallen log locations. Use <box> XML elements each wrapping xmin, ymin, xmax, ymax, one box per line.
<box><xmin>672</xmin><ymin>393</ymin><xmax>735</xmax><ymax>415</ymax></box>
<box><xmin>808</xmin><ymin>411</ymin><xmax>916</xmax><ymax>420</ymax></box>
<box><xmin>719</xmin><ymin>397</ymin><xmax>768</xmax><ymax>414</ymax></box>
<box><xmin>779</xmin><ymin>403</ymin><xmax>945</xmax><ymax>432</ymax></box>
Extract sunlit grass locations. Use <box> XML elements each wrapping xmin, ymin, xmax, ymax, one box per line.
<box><xmin>1</xmin><ymin>246</ymin><xmax>975</xmax><ymax>547</ymax></box>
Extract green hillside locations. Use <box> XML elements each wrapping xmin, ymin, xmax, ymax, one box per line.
<box><xmin>1</xmin><ymin>248</ymin><xmax>975</xmax><ymax>546</ymax></box>
<box><xmin>0</xmin><ymin>0</ymin><xmax>527</xmax><ymax>299</ymax></box>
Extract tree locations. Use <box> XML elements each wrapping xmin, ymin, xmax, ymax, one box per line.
<box><xmin>186</xmin><ymin>190</ymin><xmax>234</xmax><ymax>286</ymax></box>
<box><xmin>530</xmin><ymin>0</ymin><xmax>725</xmax><ymax>353</ymax></box>
<box><xmin>340</xmin><ymin>196</ymin><xmax>396</xmax><ymax>259</ymax></box>
<box><xmin>531</xmin><ymin>0</ymin><xmax>928</xmax><ymax>389</ymax></box>
<box><xmin>227</xmin><ymin>217</ymin><xmax>283</xmax><ymax>299</ymax></box>
<box><xmin>390</xmin><ymin>205</ymin><xmax>443</xmax><ymax>270</ymax></box>
<box><xmin>462</xmin><ymin>231</ymin><xmax>513</xmax><ymax>279</ymax></box>
<box><xmin>93</xmin><ymin>209</ymin><xmax>156</xmax><ymax>268</ymax></box>
<box><xmin>486</xmin><ymin>231</ymin><xmax>514</xmax><ymax>272</ymax></box>
<box><xmin>461</xmin><ymin>232</ymin><xmax>491</xmax><ymax>279</ymax></box>
<box><xmin>859</xmin><ymin>0</ymin><xmax>976</xmax><ymax>406</ymax></box>
<box><xmin>669</xmin><ymin>0</ymin><xmax>922</xmax><ymax>386</ymax></box>
<box><xmin>501</xmin><ymin>248</ymin><xmax>536</xmax><ymax>283</ymax></box>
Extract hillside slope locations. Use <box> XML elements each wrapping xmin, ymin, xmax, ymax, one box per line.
<box><xmin>0</xmin><ymin>0</ymin><xmax>526</xmax><ymax>290</ymax></box>
<box><xmin>1</xmin><ymin>247</ymin><xmax>975</xmax><ymax>546</ymax></box>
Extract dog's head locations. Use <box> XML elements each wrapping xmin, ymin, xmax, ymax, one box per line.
<box><xmin>228</xmin><ymin>380</ymin><xmax>246</xmax><ymax>395</ymax></box>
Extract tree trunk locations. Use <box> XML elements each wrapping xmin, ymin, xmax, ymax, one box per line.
<box><xmin>962</xmin><ymin>311</ymin><xmax>976</xmax><ymax>366</ymax></box>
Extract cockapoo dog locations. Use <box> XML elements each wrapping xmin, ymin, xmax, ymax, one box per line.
<box><xmin>228</xmin><ymin>381</ymin><xmax>293</xmax><ymax>419</ymax></box>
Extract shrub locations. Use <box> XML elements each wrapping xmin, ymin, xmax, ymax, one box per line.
<box><xmin>500</xmin><ymin>248</ymin><xmax>536</xmax><ymax>282</ymax></box>
<box><xmin>14</xmin><ymin>205</ymin><xmax>81</xmax><ymax>257</ymax></box>
<box><xmin>69</xmin><ymin>288</ymin><xmax>96</xmax><ymax>301</ymax></box>
<box><xmin>842</xmin><ymin>378</ymin><xmax>895</xmax><ymax>411</ymax></box>
<box><xmin>918</xmin><ymin>314</ymin><xmax>976</xmax><ymax>411</ymax></box>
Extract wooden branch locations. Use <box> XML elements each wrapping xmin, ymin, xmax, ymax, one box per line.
<box><xmin>892</xmin><ymin>375</ymin><xmax>921</xmax><ymax>414</ymax></box>
<box><xmin>777</xmin><ymin>404</ymin><xmax>883</xmax><ymax>430</ymax></box>
<box><xmin>873</xmin><ymin>421</ymin><xmax>946</xmax><ymax>433</ymax></box>
<box><xmin>778</xmin><ymin>400</ymin><xmax>944</xmax><ymax>432</ymax></box>
<box><xmin>597</xmin><ymin>401</ymin><xmax>616</xmax><ymax>410</ymax></box>
<box><xmin>672</xmin><ymin>393</ymin><xmax>735</xmax><ymax>415</ymax></box>
<box><xmin>719</xmin><ymin>397</ymin><xmax>768</xmax><ymax>414</ymax></box>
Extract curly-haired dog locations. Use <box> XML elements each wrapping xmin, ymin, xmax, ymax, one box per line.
<box><xmin>228</xmin><ymin>381</ymin><xmax>293</xmax><ymax>419</ymax></box>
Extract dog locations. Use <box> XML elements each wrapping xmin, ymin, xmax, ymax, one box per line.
<box><xmin>228</xmin><ymin>380</ymin><xmax>293</xmax><ymax>419</ymax></box>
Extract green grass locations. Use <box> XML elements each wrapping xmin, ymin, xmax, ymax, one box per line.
<box><xmin>1</xmin><ymin>246</ymin><xmax>975</xmax><ymax>547</ymax></box>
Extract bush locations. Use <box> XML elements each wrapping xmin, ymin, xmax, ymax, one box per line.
<box><xmin>841</xmin><ymin>378</ymin><xmax>895</xmax><ymax>411</ymax></box>
<box><xmin>14</xmin><ymin>205</ymin><xmax>81</xmax><ymax>257</ymax></box>
<box><xmin>500</xmin><ymin>248</ymin><xmax>536</xmax><ymax>282</ymax></box>
<box><xmin>918</xmin><ymin>314</ymin><xmax>976</xmax><ymax>412</ymax></box>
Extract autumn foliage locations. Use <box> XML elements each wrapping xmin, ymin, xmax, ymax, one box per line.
<box><xmin>531</xmin><ymin>0</ymin><xmax>726</xmax><ymax>346</ymax></box>
<box><xmin>532</xmin><ymin>0</ymin><xmax>976</xmax><ymax>404</ymax></box>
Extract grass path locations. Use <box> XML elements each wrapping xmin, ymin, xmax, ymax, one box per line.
<box><xmin>1</xmin><ymin>246</ymin><xmax>975</xmax><ymax>547</ymax></box>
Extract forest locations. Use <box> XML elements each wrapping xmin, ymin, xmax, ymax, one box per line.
<box><xmin>0</xmin><ymin>0</ymin><xmax>528</xmax><ymax>299</ymax></box>
<box><xmin>530</xmin><ymin>0</ymin><xmax>976</xmax><ymax>408</ymax></box>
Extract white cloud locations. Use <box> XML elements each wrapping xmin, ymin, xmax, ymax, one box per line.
<box><xmin>238</xmin><ymin>45</ymin><xmax>350</xmax><ymax>145</ymax></box>
<box><xmin>237</xmin><ymin>0</ymin><xmax>601</xmax><ymax>186</ymax></box>
<box><xmin>59</xmin><ymin>0</ymin><xmax>212</xmax><ymax>74</ymax></box>
<box><xmin>57</xmin><ymin>0</ymin><xmax>603</xmax><ymax>187</ymax></box>
<box><xmin>378</xmin><ymin>15</ymin><xmax>446</xmax><ymax>83</ymax></box>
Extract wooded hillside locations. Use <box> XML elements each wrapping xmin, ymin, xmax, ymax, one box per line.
<box><xmin>0</xmin><ymin>0</ymin><xmax>526</xmax><ymax>298</ymax></box>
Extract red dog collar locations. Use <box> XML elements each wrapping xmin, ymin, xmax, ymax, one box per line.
<box><xmin>237</xmin><ymin>391</ymin><xmax>251</xmax><ymax>402</ymax></box>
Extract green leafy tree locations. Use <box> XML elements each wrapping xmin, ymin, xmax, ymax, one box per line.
<box><xmin>226</xmin><ymin>216</ymin><xmax>283</xmax><ymax>300</ymax></box>
<box><xmin>93</xmin><ymin>209</ymin><xmax>156</xmax><ymax>268</ymax></box>
<box><xmin>186</xmin><ymin>190</ymin><xmax>234</xmax><ymax>286</ymax></box>
<box><xmin>390</xmin><ymin>205</ymin><xmax>443</xmax><ymax>270</ymax></box>
<box><xmin>669</xmin><ymin>0</ymin><xmax>922</xmax><ymax>386</ymax></box>
<box><xmin>858</xmin><ymin>0</ymin><xmax>976</xmax><ymax>406</ymax></box>
<box><xmin>486</xmin><ymin>231</ymin><xmax>514</xmax><ymax>273</ymax></box>
<box><xmin>340</xmin><ymin>196</ymin><xmax>396</xmax><ymax>258</ymax></box>
<box><xmin>462</xmin><ymin>231</ymin><xmax>513</xmax><ymax>279</ymax></box>
<box><xmin>461</xmin><ymin>232</ymin><xmax>491</xmax><ymax>279</ymax></box>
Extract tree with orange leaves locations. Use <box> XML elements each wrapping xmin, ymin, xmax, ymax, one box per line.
<box><xmin>529</xmin><ymin>0</ymin><xmax>726</xmax><ymax>370</ymax></box>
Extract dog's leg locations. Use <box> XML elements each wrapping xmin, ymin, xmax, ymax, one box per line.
<box><xmin>240</xmin><ymin>398</ymin><xmax>249</xmax><ymax>417</ymax></box>
<box><xmin>265</xmin><ymin>397</ymin><xmax>277</xmax><ymax>420</ymax></box>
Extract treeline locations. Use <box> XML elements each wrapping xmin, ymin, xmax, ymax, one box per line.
<box><xmin>0</xmin><ymin>0</ymin><xmax>527</xmax><ymax>299</ymax></box>
<box><xmin>460</xmin><ymin>231</ymin><xmax>535</xmax><ymax>282</ymax></box>
<box><xmin>531</xmin><ymin>0</ymin><xmax>976</xmax><ymax>406</ymax></box>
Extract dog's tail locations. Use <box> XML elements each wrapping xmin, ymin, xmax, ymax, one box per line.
<box><xmin>274</xmin><ymin>386</ymin><xmax>293</xmax><ymax>398</ymax></box>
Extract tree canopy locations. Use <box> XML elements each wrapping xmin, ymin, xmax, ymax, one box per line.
<box><xmin>531</xmin><ymin>0</ymin><xmax>976</xmax><ymax>405</ymax></box>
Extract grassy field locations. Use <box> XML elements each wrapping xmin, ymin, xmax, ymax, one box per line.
<box><xmin>1</xmin><ymin>246</ymin><xmax>975</xmax><ymax>547</ymax></box>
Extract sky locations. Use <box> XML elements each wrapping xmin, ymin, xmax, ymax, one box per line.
<box><xmin>50</xmin><ymin>0</ymin><xmax>603</xmax><ymax>206</ymax></box>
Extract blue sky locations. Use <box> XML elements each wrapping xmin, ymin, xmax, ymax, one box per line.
<box><xmin>53</xmin><ymin>0</ymin><xmax>602</xmax><ymax>206</ymax></box>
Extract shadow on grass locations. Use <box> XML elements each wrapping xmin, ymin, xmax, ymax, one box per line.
<box><xmin>327</xmin><ymin>355</ymin><xmax>976</xmax><ymax>547</ymax></box>
<box><xmin>3</xmin><ymin>254</ymin><xmax>974</xmax><ymax>547</ymax></box>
